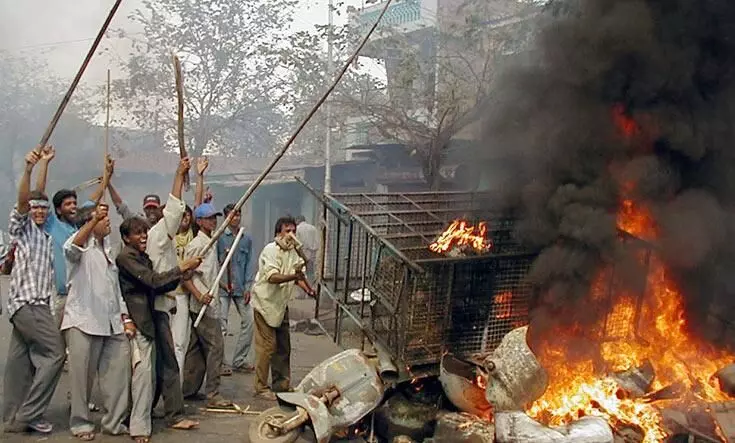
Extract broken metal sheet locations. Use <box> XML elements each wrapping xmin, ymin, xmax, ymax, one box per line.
<box><xmin>495</xmin><ymin>412</ymin><xmax>613</xmax><ymax>443</ymax></box>
<box><xmin>439</xmin><ymin>354</ymin><xmax>492</xmax><ymax>419</ymax></box>
<box><xmin>610</xmin><ymin>359</ymin><xmax>655</xmax><ymax>398</ymax></box>
<box><xmin>716</xmin><ymin>364</ymin><xmax>735</xmax><ymax>397</ymax></box>
<box><xmin>709</xmin><ymin>400</ymin><xmax>735</xmax><ymax>443</ymax></box>
<box><xmin>484</xmin><ymin>326</ymin><xmax>549</xmax><ymax>411</ymax></box>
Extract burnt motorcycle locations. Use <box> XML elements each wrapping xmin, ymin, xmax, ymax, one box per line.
<box><xmin>249</xmin><ymin>348</ymin><xmax>397</xmax><ymax>443</ymax></box>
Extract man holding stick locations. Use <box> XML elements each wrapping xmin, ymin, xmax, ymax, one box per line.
<box><xmin>143</xmin><ymin>158</ymin><xmax>198</xmax><ymax>429</ymax></box>
<box><xmin>63</xmin><ymin>199</ymin><xmax>132</xmax><ymax>440</ymax></box>
<box><xmin>34</xmin><ymin>147</ymin><xmax>113</xmax><ymax>327</ymax></box>
<box><xmin>182</xmin><ymin>203</ymin><xmax>232</xmax><ymax>407</ymax></box>
<box><xmin>251</xmin><ymin>216</ymin><xmax>315</xmax><ymax>400</ymax></box>
<box><xmin>3</xmin><ymin>148</ymin><xmax>65</xmax><ymax>434</ymax></box>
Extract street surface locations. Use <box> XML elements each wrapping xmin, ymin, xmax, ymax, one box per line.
<box><xmin>0</xmin><ymin>277</ymin><xmax>340</xmax><ymax>442</ymax></box>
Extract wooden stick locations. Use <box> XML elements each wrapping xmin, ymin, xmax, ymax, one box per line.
<box><xmin>37</xmin><ymin>0</ymin><xmax>122</xmax><ymax>152</ymax></box>
<box><xmin>105</xmin><ymin>69</ymin><xmax>111</xmax><ymax>159</ymax></box>
<box><xmin>172</xmin><ymin>54</ymin><xmax>191</xmax><ymax>191</ymax></box>
<box><xmin>199</xmin><ymin>0</ymin><xmax>395</xmax><ymax>256</ymax></box>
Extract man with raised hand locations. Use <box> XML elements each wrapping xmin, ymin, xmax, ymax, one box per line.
<box><xmin>144</xmin><ymin>158</ymin><xmax>198</xmax><ymax>431</ymax></box>
<box><xmin>63</xmin><ymin>198</ymin><xmax>132</xmax><ymax>440</ymax></box>
<box><xmin>3</xmin><ymin>147</ymin><xmax>65</xmax><ymax>435</ymax></box>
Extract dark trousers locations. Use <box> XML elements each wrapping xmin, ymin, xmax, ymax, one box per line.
<box><xmin>151</xmin><ymin>311</ymin><xmax>185</xmax><ymax>426</ymax></box>
<box><xmin>182</xmin><ymin>313</ymin><xmax>223</xmax><ymax>398</ymax></box>
<box><xmin>3</xmin><ymin>305</ymin><xmax>65</xmax><ymax>429</ymax></box>
<box><xmin>254</xmin><ymin>309</ymin><xmax>291</xmax><ymax>394</ymax></box>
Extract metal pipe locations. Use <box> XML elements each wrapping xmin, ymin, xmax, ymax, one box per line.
<box><xmin>193</xmin><ymin>227</ymin><xmax>245</xmax><ymax>328</ymax></box>
<box><xmin>38</xmin><ymin>0</ymin><xmax>122</xmax><ymax>150</ymax></box>
<box><xmin>198</xmin><ymin>0</ymin><xmax>395</xmax><ymax>257</ymax></box>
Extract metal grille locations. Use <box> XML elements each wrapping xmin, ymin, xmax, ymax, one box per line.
<box><xmin>590</xmin><ymin>233</ymin><xmax>653</xmax><ymax>342</ymax></box>
<box><xmin>299</xmin><ymin>180</ymin><xmax>537</xmax><ymax>370</ymax></box>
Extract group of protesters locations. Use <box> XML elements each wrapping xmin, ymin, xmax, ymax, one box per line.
<box><xmin>1</xmin><ymin>145</ymin><xmax>317</xmax><ymax>443</ymax></box>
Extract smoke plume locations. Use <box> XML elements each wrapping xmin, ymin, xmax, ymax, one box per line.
<box><xmin>482</xmin><ymin>0</ymin><xmax>735</xmax><ymax>342</ymax></box>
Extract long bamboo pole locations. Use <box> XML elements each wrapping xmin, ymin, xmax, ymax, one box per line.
<box><xmin>173</xmin><ymin>54</ymin><xmax>191</xmax><ymax>191</ymax></box>
<box><xmin>36</xmin><ymin>0</ymin><xmax>123</xmax><ymax>152</ymax></box>
<box><xmin>199</xmin><ymin>0</ymin><xmax>394</xmax><ymax>256</ymax></box>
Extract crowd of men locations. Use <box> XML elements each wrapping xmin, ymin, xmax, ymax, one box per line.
<box><xmin>1</xmin><ymin>145</ymin><xmax>317</xmax><ymax>442</ymax></box>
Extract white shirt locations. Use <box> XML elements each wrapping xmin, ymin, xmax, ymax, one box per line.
<box><xmin>62</xmin><ymin>234</ymin><xmax>128</xmax><ymax>336</ymax></box>
<box><xmin>184</xmin><ymin>231</ymin><xmax>220</xmax><ymax>318</ymax></box>
<box><xmin>296</xmin><ymin>221</ymin><xmax>319</xmax><ymax>262</ymax></box>
<box><xmin>146</xmin><ymin>194</ymin><xmax>185</xmax><ymax>312</ymax></box>
<box><xmin>251</xmin><ymin>242</ymin><xmax>305</xmax><ymax>328</ymax></box>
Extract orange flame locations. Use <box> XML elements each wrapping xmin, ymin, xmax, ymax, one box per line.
<box><xmin>526</xmin><ymin>200</ymin><xmax>733</xmax><ymax>442</ymax></box>
<box><xmin>525</xmin><ymin>106</ymin><xmax>734</xmax><ymax>441</ymax></box>
<box><xmin>493</xmin><ymin>291</ymin><xmax>513</xmax><ymax>319</ymax></box>
<box><xmin>429</xmin><ymin>220</ymin><xmax>492</xmax><ymax>254</ymax></box>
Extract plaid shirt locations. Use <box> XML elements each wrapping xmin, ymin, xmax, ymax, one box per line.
<box><xmin>6</xmin><ymin>209</ymin><xmax>54</xmax><ymax>318</ymax></box>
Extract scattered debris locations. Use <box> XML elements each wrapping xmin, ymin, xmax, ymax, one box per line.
<box><xmin>495</xmin><ymin>411</ymin><xmax>613</xmax><ymax>443</ymax></box>
<box><xmin>439</xmin><ymin>354</ymin><xmax>492</xmax><ymax>419</ymax></box>
<box><xmin>610</xmin><ymin>360</ymin><xmax>655</xmax><ymax>398</ymax></box>
<box><xmin>373</xmin><ymin>394</ymin><xmax>438</xmax><ymax>442</ymax></box>
<box><xmin>716</xmin><ymin>364</ymin><xmax>735</xmax><ymax>397</ymax></box>
<box><xmin>432</xmin><ymin>412</ymin><xmax>495</xmax><ymax>443</ymax></box>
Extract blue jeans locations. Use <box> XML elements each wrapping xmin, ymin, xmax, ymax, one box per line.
<box><xmin>219</xmin><ymin>296</ymin><xmax>254</xmax><ymax>369</ymax></box>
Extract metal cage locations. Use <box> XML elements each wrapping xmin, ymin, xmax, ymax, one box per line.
<box><xmin>299</xmin><ymin>180</ymin><xmax>537</xmax><ymax>370</ymax></box>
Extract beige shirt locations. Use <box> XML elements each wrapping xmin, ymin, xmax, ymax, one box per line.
<box><xmin>184</xmin><ymin>231</ymin><xmax>220</xmax><ymax>318</ymax></box>
<box><xmin>145</xmin><ymin>194</ymin><xmax>185</xmax><ymax>312</ymax></box>
<box><xmin>251</xmin><ymin>241</ymin><xmax>305</xmax><ymax>328</ymax></box>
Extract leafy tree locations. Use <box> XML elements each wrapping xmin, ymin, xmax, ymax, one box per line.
<box><xmin>0</xmin><ymin>56</ymin><xmax>96</xmax><ymax>225</ymax></box>
<box><xmin>299</xmin><ymin>0</ymin><xmax>539</xmax><ymax>189</ymax></box>
<box><xmin>114</xmin><ymin>0</ymin><xmax>298</xmax><ymax>157</ymax></box>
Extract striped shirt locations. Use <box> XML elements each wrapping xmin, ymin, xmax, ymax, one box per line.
<box><xmin>7</xmin><ymin>209</ymin><xmax>55</xmax><ymax>318</ymax></box>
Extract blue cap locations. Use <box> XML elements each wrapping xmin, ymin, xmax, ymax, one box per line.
<box><xmin>79</xmin><ymin>200</ymin><xmax>96</xmax><ymax>210</ymax></box>
<box><xmin>193</xmin><ymin>203</ymin><xmax>221</xmax><ymax>219</ymax></box>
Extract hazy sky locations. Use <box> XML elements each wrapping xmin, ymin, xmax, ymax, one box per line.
<box><xmin>0</xmin><ymin>0</ymin><xmax>368</xmax><ymax>85</ymax></box>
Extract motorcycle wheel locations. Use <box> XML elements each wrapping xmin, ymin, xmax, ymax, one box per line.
<box><xmin>248</xmin><ymin>405</ymin><xmax>301</xmax><ymax>443</ymax></box>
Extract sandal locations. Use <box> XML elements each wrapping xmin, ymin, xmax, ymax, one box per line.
<box><xmin>76</xmin><ymin>431</ymin><xmax>95</xmax><ymax>441</ymax></box>
<box><xmin>220</xmin><ymin>365</ymin><xmax>233</xmax><ymax>376</ymax></box>
<box><xmin>132</xmin><ymin>436</ymin><xmax>150</xmax><ymax>443</ymax></box>
<box><xmin>206</xmin><ymin>395</ymin><xmax>234</xmax><ymax>408</ymax></box>
<box><xmin>169</xmin><ymin>418</ymin><xmax>199</xmax><ymax>430</ymax></box>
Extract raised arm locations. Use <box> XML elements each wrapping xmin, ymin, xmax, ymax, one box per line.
<box><xmin>195</xmin><ymin>156</ymin><xmax>208</xmax><ymax>207</ymax></box>
<box><xmin>88</xmin><ymin>155</ymin><xmax>113</xmax><ymax>203</ymax></box>
<box><xmin>18</xmin><ymin>149</ymin><xmax>42</xmax><ymax>214</ymax></box>
<box><xmin>72</xmin><ymin>204</ymin><xmax>107</xmax><ymax>248</ymax></box>
<box><xmin>34</xmin><ymin>145</ymin><xmax>55</xmax><ymax>193</ymax></box>
<box><xmin>171</xmin><ymin>157</ymin><xmax>190</xmax><ymax>200</ymax></box>
<box><xmin>107</xmin><ymin>181</ymin><xmax>135</xmax><ymax>220</ymax></box>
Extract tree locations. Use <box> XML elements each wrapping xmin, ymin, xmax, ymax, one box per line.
<box><xmin>114</xmin><ymin>0</ymin><xmax>298</xmax><ymax>158</ymax></box>
<box><xmin>0</xmin><ymin>55</ymin><xmax>96</xmax><ymax>225</ymax></box>
<box><xmin>326</xmin><ymin>0</ymin><xmax>539</xmax><ymax>189</ymax></box>
<box><xmin>277</xmin><ymin>24</ymin><xmax>385</xmax><ymax>160</ymax></box>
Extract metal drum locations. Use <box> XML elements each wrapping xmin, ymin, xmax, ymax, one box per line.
<box><xmin>483</xmin><ymin>326</ymin><xmax>548</xmax><ymax>411</ymax></box>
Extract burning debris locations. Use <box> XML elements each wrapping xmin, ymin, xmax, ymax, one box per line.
<box><xmin>429</xmin><ymin>220</ymin><xmax>492</xmax><ymax>257</ymax></box>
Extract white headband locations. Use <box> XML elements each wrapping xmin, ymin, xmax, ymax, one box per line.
<box><xmin>29</xmin><ymin>199</ymin><xmax>49</xmax><ymax>208</ymax></box>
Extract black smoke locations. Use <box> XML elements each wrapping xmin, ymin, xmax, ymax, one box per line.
<box><xmin>482</xmin><ymin>0</ymin><xmax>735</xmax><ymax>345</ymax></box>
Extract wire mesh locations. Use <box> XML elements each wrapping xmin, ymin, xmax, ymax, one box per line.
<box><xmin>308</xmin><ymin>188</ymin><xmax>537</xmax><ymax>369</ymax></box>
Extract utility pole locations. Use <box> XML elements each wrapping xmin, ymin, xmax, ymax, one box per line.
<box><xmin>324</xmin><ymin>0</ymin><xmax>334</xmax><ymax>194</ymax></box>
